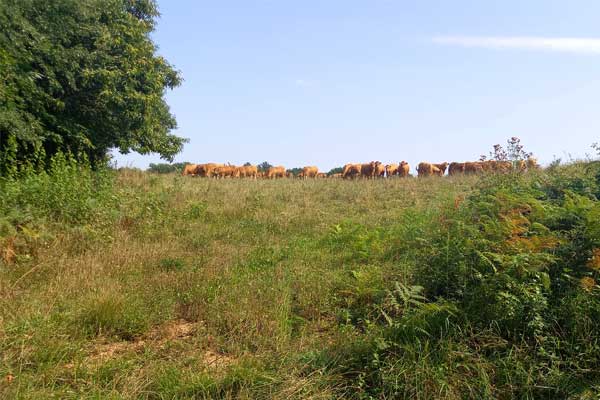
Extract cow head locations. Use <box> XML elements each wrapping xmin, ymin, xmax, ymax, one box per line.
<box><xmin>195</xmin><ymin>164</ymin><xmax>207</xmax><ymax>177</ymax></box>
<box><xmin>526</xmin><ymin>157</ymin><xmax>539</xmax><ymax>169</ymax></box>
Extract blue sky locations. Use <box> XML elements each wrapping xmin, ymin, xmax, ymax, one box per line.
<box><xmin>114</xmin><ymin>0</ymin><xmax>600</xmax><ymax>171</ymax></box>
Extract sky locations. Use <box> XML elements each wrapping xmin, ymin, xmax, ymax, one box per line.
<box><xmin>113</xmin><ymin>0</ymin><xmax>600</xmax><ymax>171</ymax></box>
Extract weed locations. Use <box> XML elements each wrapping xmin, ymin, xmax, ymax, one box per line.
<box><xmin>158</xmin><ymin>257</ymin><xmax>186</xmax><ymax>272</ymax></box>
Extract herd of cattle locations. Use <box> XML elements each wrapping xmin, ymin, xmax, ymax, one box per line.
<box><xmin>181</xmin><ymin>158</ymin><xmax>539</xmax><ymax>179</ymax></box>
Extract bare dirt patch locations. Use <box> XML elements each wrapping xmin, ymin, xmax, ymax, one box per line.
<box><xmin>202</xmin><ymin>349</ymin><xmax>235</xmax><ymax>369</ymax></box>
<box><xmin>80</xmin><ymin>319</ymin><xmax>234</xmax><ymax>370</ymax></box>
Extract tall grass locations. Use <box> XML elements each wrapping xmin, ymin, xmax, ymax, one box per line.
<box><xmin>0</xmin><ymin>160</ymin><xmax>599</xmax><ymax>398</ymax></box>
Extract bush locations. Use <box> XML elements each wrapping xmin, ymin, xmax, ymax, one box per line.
<box><xmin>0</xmin><ymin>153</ymin><xmax>118</xmax><ymax>227</ymax></box>
<box><xmin>0</xmin><ymin>153</ymin><xmax>121</xmax><ymax>267</ymax></box>
<box><xmin>313</xmin><ymin>163</ymin><xmax>600</xmax><ymax>398</ymax></box>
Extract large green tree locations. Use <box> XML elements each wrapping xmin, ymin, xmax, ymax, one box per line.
<box><xmin>0</xmin><ymin>0</ymin><xmax>185</xmax><ymax>172</ymax></box>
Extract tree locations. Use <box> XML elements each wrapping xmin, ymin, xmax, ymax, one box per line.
<box><xmin>147</xmin><ymin>162</ymin><xmax>190</xmax><ymax>174</ymax></box>
<box><xmin>0</xmin><ymin>0</ymin><xmax>185</xmax><ymax>174</ymax></box>
<box><xmin>593</xmin><ymin>143</ymin><xmax>600</xmax><ymax>156</ymax></box>
<box><xmin>328</xmin><ymin>167</ymin><xmax>343</xmax><ymax>176</ymax></box>
<box><xmin>286</xmin><ymin>167</ymin><xmax>302</xmax><ymax>177</ymax></box>
<box><xmin>257</xmin><ymin>162</ymin><xmax>272</xmax><ymax>172</ymax></box>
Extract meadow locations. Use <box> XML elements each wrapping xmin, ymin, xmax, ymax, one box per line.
<box><xmin>1</xmin><ymin>157</ymin><xmax>600</xmax><ymax>399</ymax></box>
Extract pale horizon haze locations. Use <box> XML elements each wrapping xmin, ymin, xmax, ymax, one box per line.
<box><xmin>113</xmin><ymin>1</ymin><xmax>600</xmax><ymax>171</ymax></box>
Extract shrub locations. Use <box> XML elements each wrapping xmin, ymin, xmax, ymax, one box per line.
<box><xmin>0</xmin><ymin>153</ymin><xmax>118</xmax><ymax>226</ymax></box>
<box><xmin>314</xmin><ymin>162</ymin><xmax>600</xmax><ymax>397</ymax></box>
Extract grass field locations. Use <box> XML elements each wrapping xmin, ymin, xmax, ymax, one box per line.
<box><xmin>1</xmin><ymin>160</ymin><xmax>600</xmax><ymax>399</ymax></box>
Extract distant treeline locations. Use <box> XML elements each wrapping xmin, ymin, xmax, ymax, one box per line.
<box><xmin>148</xmin><ymin>163</ymin><xmax>191</xmax><ymax>174</ymax></box>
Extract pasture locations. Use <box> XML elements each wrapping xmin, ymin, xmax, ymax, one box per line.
<box><xmin>1</xmin><ymin>160</ymin><xmax>600</xmax><ymax>399</ymax></box>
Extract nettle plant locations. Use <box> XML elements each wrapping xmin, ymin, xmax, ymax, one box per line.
<box><xmin>480</xmin><ymin>137</ymin><xmax>533</xmax><ymax>162</ymax></box>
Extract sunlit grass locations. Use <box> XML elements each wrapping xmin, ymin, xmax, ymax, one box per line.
<box><xmin>1</xmin><ymin>163</ymin><xmax>599</xmax><ymax>398</ymax></box>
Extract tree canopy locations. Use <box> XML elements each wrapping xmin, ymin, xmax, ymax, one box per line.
<box><xmin>257</xmin><ymin>162</ymin><xmax>273</xmax><ymax>172</ymax></box>
<box><xmin>328</xmin><ymin>167</ymin><xmax>343</xmax><ymax>175</ymax></box>
<box><xmin>286</xmin><ymin>167</ymin><xmax>302</xmax><ymax>177</ymax></box>
<box><xmin>0</xmin><ymin>0</ymin><xmax>185</xmax><ymax>173</ymax></box>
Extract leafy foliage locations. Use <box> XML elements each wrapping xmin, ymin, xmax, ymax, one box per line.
<box><xmin>0</xmin><ymin>153</ymin><xmax>117</xmax><ymax>226</ymax></box>
<box><xmin>328</xmin><ymin>167</ymin><xmax>343</xmax><ymax>175</ymax></box>
<box><xmin>257</xmin><ymin>161</ymin><xmax>273</xmax><ymax>172</ymax></box>
<box><xmin>286</xmin><ymin>167</ymin><xmax>302</xmax><ymax>177</ymax></box>
<box><xmin>0</xmin><ymin>0</ymin><xmax>185</xmax><ymax>175</ymax></box>
<box><xmin>148</xmin><ymin>162</ymin><xmax>191</xmax><ymax>174</ymax></box>
<box><xmin>315</xmin><ymin>162</ymin><xmax>600</xmax><ymax>398</ymax></box>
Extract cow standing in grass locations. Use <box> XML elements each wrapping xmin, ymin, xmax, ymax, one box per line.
<box><xmin>298</xmin><ymin>166</ymin><xmax>319</xmax><ymax>179</ymax></box>
<box><xmin>386</xmin><ymin>163</ymin><xmax>399</xmax><ymax>177</ymax></box>
<box><xmin>398</xmin><ymin>161</ymin><xmax>410</xmax><ymax>177</ymax></box>
<box><xmin>266</xmin><ymin>166</ymin><xmax>286</xmax><ymax>179</ymax></box>
<box><xmin>342</xmin><ymin>163</ymin><xmax>361</xmax><ymax>179</ymax></box>
<box><xmin>360</xmin><ymin>161</ymin><xmax>383</xmax><ymax>178</ymax></box>
<box><xmin>448</xmin><ymin>162</ymin><xmax>465</xmax><ymax>176</ymax></box>
<box><xmin>182</xmin><ymin>164</ymin><xmax>198</xmax><ymax>176</ymax></box>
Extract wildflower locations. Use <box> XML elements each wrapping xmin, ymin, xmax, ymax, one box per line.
<box><xmin>580</xmin><ymin>277</ymin><xmax>596</xmax><ymax>292</ymax></box>
<box><xmin>587</xmin><ymin>248</ymin><xmax>600</xmax><ymax>271</ymax></box>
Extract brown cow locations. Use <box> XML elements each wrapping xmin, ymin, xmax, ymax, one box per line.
<box><xmin>195</xmin><ymin>163</ymin><xmax>224</xmax><ymax>177</ymax></box>
<box><xmin>316</xmin><ymin>172</ymin><xmax>327</xmax><ymax>178</ymax></box>
<box><xmin>464</xmin><ymin>161</ymin><xmax>484</xmax><ymax>174</ymax></box>
<box><xmin>182</xmin><ymin>164</ymin><xmax>198</xmax><ymax>176</ymax></box>
<box><xmin>360</xmin><ymin>161</ymin><xmax>383</xmax><ymax>178</ymax></box>
<box><xmin>432</xmin><ymin>162</ymin><xmax>448</xmax><ymax>176</ymax></box>
<box><xmin>236</xmin><ymin>165</ymin><xmax>258</xmax><ymax>178</ymax></box>
<box><xmin>448</xmin><ymin>162</ymin><xmax>465</xmax><ymax>176</ymax></box>
<box><xmin>342</xmin><ymin>163</ymin><xmax>361</xmax><ymax>179</ymax></box>
<box><xmin>481</xmin><ymin>160</ymin><xmax>495</xmax><ymax>172</ymax></box>
<box><xmin>360</xmin><ymin>162</ymin><xmax>375</xmax><ymax>178</ymax></box>
<box><xmin>299</xmin><ymin>166</ymin><xmax>319</xmax><ymax>179</ymax></box>
<box><xmin>398</xmin><ymin>161</ymin><xmax>410</xmax><ymax>177</ymax></box>
<box><xmin>526</xmin><ymin>157</ymin><xmax>539</xmax><ymax>170</ymax></box>
<box><xmin>385</xmin><ymin>163</ymin><xmax>399</xmax><ymax>177</ymax></box>
<box><xmin>213</xmin><ymin>165</ymin><xmax>236</xmax><ymax>178</ymax></box>
<box><xmin>374</xmin><ymin>162</ymin><xmax>385</xmax><ymax>178</ymax></box>
<box><xmin>266</xmin><ymin>166</ymin><xmax>286</xmax><ymax>179</ymax></box>
<box><xmin>330</xmin><ymin>173</ymin><xmax>342</xmax><ymax>178</ymax></box>
<box><xmin>418</xmin><ymin>162</ymin><xmax>443</xmax><ymax>177</ymax></box>
<box><xmin>498</xmin><ymin>161</ymin><xmax>513</xmax><ymax>173</ymax></box>
<box><xmin>244</xmin><ymin>165</ymin><xmax>259</xmax><ymax>178</ymax></box>
<box><xmin>417</xmin><ymin>162</ymin><xmax>432</xmax><ymax>177</ymax></box>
